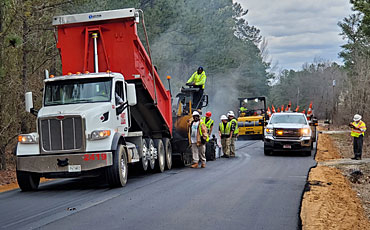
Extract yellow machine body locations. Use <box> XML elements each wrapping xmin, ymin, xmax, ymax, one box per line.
<box><xmin>237</xmin><ymin>115</ymin><xmax>264</xmax><ymax>136</ymax></box>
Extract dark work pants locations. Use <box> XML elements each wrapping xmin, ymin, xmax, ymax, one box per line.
<box><xmin>353</xmin><ymin>135</ymin><xmax>363</xmax><ymax>158</ymax></box>
<box><xmin>193</xmin><ymin>88</ymin><xmax>204</xmax><ymax>109</ymax></box>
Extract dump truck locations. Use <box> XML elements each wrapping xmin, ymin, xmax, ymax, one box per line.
<box><xmin>16</xmin><ymin>8</ymin><xmax>173</xmax><ymax>191</ymax></box>
<box><xmin>237</xmin><ymin>97</ymin><xmax>267</xmax><ymax>139</ymax></box>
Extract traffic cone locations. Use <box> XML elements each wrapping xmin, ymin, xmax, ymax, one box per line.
<box><xmin>267</xmin><ymin>107</ymin><xmax>271</xmax><ymax>117</ymax></box>
<box><xmin>302</xmin><ymin>109</ymin><xmax>306</xmax><ymax>115</ymax></box>
<box><xmin>295</xmin><ymin>106</ymin><xmax>299</xmax><ymax>112</ymax></box>
<box><xmin>281</xmin><ymin>105</ymin><xmax>284</xmax><ymax>112</ymax></box>
<box><xmin>307</xmin><ymin>102</ymin><xmax>313</xmax><ymax>120</ymax></box>
<box><xmin>272</xmin><ymin>104</ymin><xmax>276</xmax><ymax>113</ymax></box>
<box><xmin>277</xmin><ymin>107</ymin><xmax>281</xmax><ymax>112</ymax></box>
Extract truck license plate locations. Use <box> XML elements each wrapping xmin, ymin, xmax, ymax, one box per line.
<box><xmin>283</xmin><ymin>144</ymin><xmax>291</xmax><ymax>149</ymax></box>
<box><xmin>68</xmin><ymin>165</ymin><xmax>81</xmax><ymax>172</ymax></box>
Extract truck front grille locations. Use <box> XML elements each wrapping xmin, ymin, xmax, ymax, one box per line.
<box><xmin>39</xmin><ymin>116</ymin><xmax>84</xmax><ymax>153</ymax></box>
<box><xmin>274</xmin><ymin>128</ymin><xmax>300</xmax><ymax>138</ymax></box>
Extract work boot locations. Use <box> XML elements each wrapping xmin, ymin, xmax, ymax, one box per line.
<box><xmin>223</xmin><ymin>155</ymin><xmax>229</xmax><ymax>158</ymax></box>
<box><xmin>191</xmin><ymin>163</ymin><xmax>198</xmax><ymax>168</ymax></box>
<box><xmin>201</xmin><ymin>163</ymin><xmax>206</xmax><ymax>168</ymax></box>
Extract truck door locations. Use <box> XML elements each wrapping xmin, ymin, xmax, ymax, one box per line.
<box><xmin>114</xmin><ymin>80</ymin><xmax>128</xmax><ymax>133</ymax></box>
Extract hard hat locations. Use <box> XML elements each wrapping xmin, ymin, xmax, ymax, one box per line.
<box><xmin>205</xmin><ymin>111</ymin><xmax>212</xmax><ymax>117</ymax></box>
<box><xmin>227</xmin><ymin>111</ymin><xmax>235</xmax><ymax>117</ymax></box>
<box><xmin>220</xmin><ymin>115</ymin><xmax>228</xmax><ymax>120</ymax></box>
<box><xmin>353</xmin><ymin>114</ymin><xmax>362</xmax><ymax>121</ymax></box>
<box><xmin>192</xmin><ymin>111</ymin><xmax>200</xmax><ymax>116</ymax></box>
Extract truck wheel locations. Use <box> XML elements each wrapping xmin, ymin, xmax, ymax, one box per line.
<box><xmin>141</xmin><ymin>140</ymin><xmax>149</xmax><ymax>171</ymax></box>
<box><xmin>154</xmin><ymin>139</ymin><xmax>165</xmax><ymax>173</ymax></box>
<box><xmin>17</xmin><ymin>170</ymin><xmax>40</xmax><ymax>191</ymax></box>
<box><xmin>106</xmin><ymin>144</ymin><xmax>128</xmax><ymax>187</ymax></box>
<box><xmin>163</xmin><ymin>138</ymin><xmax>172</xmax><ymax>170</ymax></box>
<box><xmin>145</xmin><ymin>139</ymin><xmax>156</xmax><ymax>170</ymax></box>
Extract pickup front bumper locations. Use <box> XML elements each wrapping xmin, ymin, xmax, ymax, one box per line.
<box><xmin>264</xmin><ymin>136</ymin><xmax>312</xmax><ymax>151</ymax></box>
<box><xmin>17</xmin><ymin>152</ymin><xmax>113</xmax><ymax>174</ymax></box>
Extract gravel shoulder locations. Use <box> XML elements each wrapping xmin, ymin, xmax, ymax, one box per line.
<box><xmin>300</xmin><ymin>125</ymin><xmax>370</xmax><ymax>229</ymax></box>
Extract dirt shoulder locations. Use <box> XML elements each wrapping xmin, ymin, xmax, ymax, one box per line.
<box><xmin>301</xmin><ymin>125</ymin><xmax>370</xmax><ymax>229</ymax></box>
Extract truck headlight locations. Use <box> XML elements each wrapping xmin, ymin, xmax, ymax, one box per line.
<box><xmin>89</xmin><ymin>130</ymin><xmax>111</xmax><ymax>140</ymax></box>
<box><xmin>301</xmin><ymin>128</ymin><xmax>311</xmax><ymax>137</ymax></box>
<box><xmin>18</xmin><ymin>134</ymin><xmax>38</xmax><ymax>144</ymax></box>
<box><xmin>265</xmin><ymin>128</ymin><xmax>273</xmax><ymax>135</ymax></box>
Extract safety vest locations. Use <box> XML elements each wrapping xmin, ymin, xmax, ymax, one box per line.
<box><xmin>187</xmin><ymin>71</ymin><xmax>207</xmax><ymax>89</ymax></box>
<box><xmin>351</xmin><ymin>121</ymin><xmax>366</xmax><ymax>137</ymax></box>
<box><xmin>230</xmin><ymin>118</ymin><xmax>239</xmax><ymax>135</ymax></box>
<box><xmin>199</xmin><ymin>120</ymin><xmax>210</xmax><ymax>142</ymax></box>
<box><xmin>240</xmin><ymin>107</ymin><xmax>247</xmax><ymax>112</ymax></box>
<box><xmin>219</xmin><ymin>122</ymin><xmax>231</xmax><ymax>135</ymax></box>
<box><xmin>202</xmin><ymin>117</ymin><xmax>214</xmax><ymax>133</ymax></box>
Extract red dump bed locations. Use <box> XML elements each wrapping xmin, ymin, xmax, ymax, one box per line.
<box><xmin>53</xmin><ymin>8</ymin><xmax>172</xmax><ymax>136</ymax></box>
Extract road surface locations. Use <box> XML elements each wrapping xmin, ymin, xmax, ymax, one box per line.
<box><xmin>0</xmin><ymin>140</ymin><xmax>315</xmax><ymax>230</ymax></box>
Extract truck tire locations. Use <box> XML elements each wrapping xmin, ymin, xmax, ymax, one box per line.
<box><xmin>154</xmin><ymin>139</ymin><xmax>165</xmax><ymax>173</ymax></box>
<box><xmin>163</xmin><ymin>138</ymin><xmax>172</xmax><ymax>170</ymax></box>
<box><xmin>141</xmin><ymin>140</ymin><xmax>149</xmax><ymax>171</ymax></box>
<box><xmin>145</xmin><ymin>138</ymin><xmax>156</xmax><ymax>170</ymax></box>
<box><xmin>17</xmin><ymin>170</ymin><xmax>40</xmax><ymax>191</ymax></box>
<box><xmin>106</xmin><ymin>144</ymin><xmax>128</xmax><ymax>187</ymax></box>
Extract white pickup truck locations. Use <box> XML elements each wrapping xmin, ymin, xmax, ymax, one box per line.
<box><xmin>263</xmin><ymin>112</ymin><xmax>317</xmax><ymax>156</ymax></box>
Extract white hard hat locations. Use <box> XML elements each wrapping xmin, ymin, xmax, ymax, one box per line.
<box><xmin>227</xmin><ymin>111</ymin><xmax>235</xmax><ymax>117</ymax></box>
<box><xmin>220</xmin><ymin>115</ymin><xmax>228</xmax><ymax>120</ymax></box>
<box><xmin>192</xmin><ymin>111</ymin><xmax>200</xmax><ymax>116</ymax></box>
<box><xmin>353</xmin><ymin>114</ymin><xmax>362</xmax><ymax>121</ymax></box>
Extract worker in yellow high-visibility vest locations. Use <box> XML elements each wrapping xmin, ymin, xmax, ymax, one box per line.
<box><xmin>349</xmin><ymin>114</ymin><xmax>366</xmax><ymax>160</ymax></box>
<box><xmin>219</xmin><ymin>115</ymin><xmax>231</xmax><ymax>158</ymax></box>
<box><xmin>186</xmin><ymin>67</ymin><xmax>207</xmax><ymax>109</ymax></box>
<box><xmin>227</xmin><ymin>111</ymin><xmax>239</xmax><ymax>157</ymax></box>
<box><xmin>188</xmin><ymin>111</ymin><xmax>209</xmax><ymax>168</ymax></box>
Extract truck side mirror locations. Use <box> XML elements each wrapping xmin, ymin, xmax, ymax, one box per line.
<box><xmin>127</xmin><ymin>83</ymin><xmax>137</xmax><ymax>106</ymax></box>
<box><xmin>25</xmin><ymin>92</ymin><xmax>38</xmax><ymax>116</ymax></box>
<box><xmin>25</xmin><ymin>92</ymin><xmax>33</xmax><ymax>113</ymax></box>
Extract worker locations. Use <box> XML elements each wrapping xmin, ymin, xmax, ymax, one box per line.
<box><xmin>219</xmin><ymin>115</ymin><xmax>231</xmax><ymax>158</ymax></box>
<box><xmin>202</xmin><ymin>111</ymin><xmax>214</xmax><ymax>135</ymax></box>
<box><xmin>186</xmin><ymin>67</ymin><xmax>207</xmax><ymax>109</ymax></box>
<box><xmin>227</xmin><ymin>111</ymin><xmax>239</xmax><ymax>157</ymax></box>
<box><xmin>188</xmin><ymin>111</ymin><xmax>209</xmax><ymax>168</ymax></box>
<box><xmin>349</xmin><ymin>114</ymin><xmax>366</xmax><ymax>160</ymax></box>
<box><xmin>239</xmin><ymin>102</ymin><xmax>247</xmax><ymax>116</ymax></box>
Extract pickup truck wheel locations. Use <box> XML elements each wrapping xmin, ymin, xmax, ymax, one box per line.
<box><xmin>163</xmin><ymin>138</ymin><xmax>172</xmax><ymax>170</ymax></box>
<box><xmin>106</xmin><ymin>144</ymin><xmax>128</xmax><ymax>187</ymax></box>
<box><xmin>146</xmin><ymin>139</ymin><xmax>156</xmax><ymax>170</ymax></box>
<box><xmin>17</xmin><ymin>170</ymin><xmax>40</xmax><ymax>191</ymax></box>
<box><xmin>141</xmin><ymin>140</ymin><xmax>149</xmax><ymax>171</ymax></box>
<box><xmin>154</xmin><ymin>139</ymin><xmax>165</xmax><ymax>173</ymax></box>
<box><xmin>264</xmin><ymin>149</ymin><xmax>272</xmax><ymax>156</ymax></box>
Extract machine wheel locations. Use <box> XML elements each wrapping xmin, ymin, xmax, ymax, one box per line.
<box><xmin>145</xmin><ymin>138</ymin><xmax>156</xmax><ymax>170</ymax></box>
<box><xmin>17</xmin><ymin>170</ymin><xmax>40</xmax><ymax>191</ymax></box>
<box><xmin>163</xmin><ymin>138</ymin><xmax>172</xmax><ymax>170</ymax></box>
<box><xmin>141</xmin><ymin>140</ymin><xmax>149</xmax><ymax>171</ymax></box>
<box><xmin>106</xmin><ymin>144</ymin><xmax>128</xmax><ymax>187</ymax></box>
<box><xmin>154</xmin><ymin>139</ymin><xmax>165</xmax><ymax>173</ymax></box>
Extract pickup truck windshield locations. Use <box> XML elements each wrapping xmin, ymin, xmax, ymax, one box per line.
<box><xmin>44</xmin><ymin>78</ymin><xmax>112</xmax><ymax>106</ymax></box>
<box><xmin>270</xmin><ymin>115</ymin><xmax>307</xmax><ymax>124</ymax></box>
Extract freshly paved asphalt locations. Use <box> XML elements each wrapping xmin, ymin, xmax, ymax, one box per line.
<box><xmin>0</xmin><ymin>140</ymin><xmax>316</xmax><ymax>230</ymax></box>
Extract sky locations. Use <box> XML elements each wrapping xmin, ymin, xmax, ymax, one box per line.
<box><xmin>236</xmin><ymin>0</ymin><xmax>353</xmax><ymax>71</ymax></box>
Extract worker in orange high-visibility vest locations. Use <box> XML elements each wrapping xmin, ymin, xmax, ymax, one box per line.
<box><xmin>349</xmin><ymin>114</ymin><xmax>366</xmax><ymax>160</ymax></box>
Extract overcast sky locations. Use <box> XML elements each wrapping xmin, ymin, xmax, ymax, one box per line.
<box><xmin>236</xmin><ymin>0</ymin><xmax>353</xmax><ymax>71</ymax></box>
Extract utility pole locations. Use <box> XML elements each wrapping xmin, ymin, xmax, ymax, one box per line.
<box><xmin>297</xmin><ymin>87</ymin><xmax>300</xmax><ymax>107</ymax></box>
<box><xmin>332</xmin><ymin>80</ymin><xmax>336</xmax><ymax>124</ymax></box>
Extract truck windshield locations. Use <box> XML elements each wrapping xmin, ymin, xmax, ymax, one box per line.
<box><xmin>44</xmin><ymin>78</ymin><xmax>112</xmax><ymax>106</ymax></box>
<box><xmin>270</xmin><ymin>115</ymin><xmax>307</xmax><ymax>124</ymax></box>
